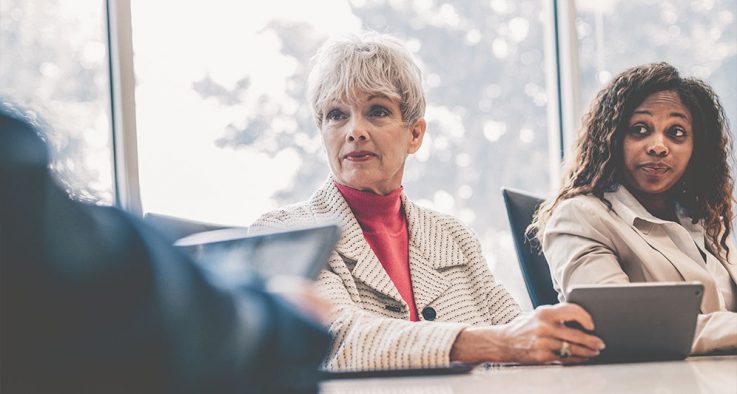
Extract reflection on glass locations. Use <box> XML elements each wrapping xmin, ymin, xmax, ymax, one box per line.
<box><xmin>0</xmin><ymin>0</ymin><xmax>114</xmax><ymax>204</ymax></box>
<box><xmin>131</xmin><ymin>0</ymin><xmax>551</xmax><ymax>308</ymax></box>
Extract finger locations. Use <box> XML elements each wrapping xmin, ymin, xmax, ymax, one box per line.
<box><xmin>546</xmin><ymin>339</ymin><xmax>597</xmax><ymax>363</ymax></box>
<box><xmin>554</xmin><ymin>326</ymin><xmax>606</xmax><ymax>352</ymax></box>
<box><xmin>567</xmin><ymin>342</ymin><xmax>601</xmax><ymax>358</ymax></box>
<box><xmin>532</xmin><ymin>337</ymin><xmax>569</xmax><ymax>363</ymax></box>
<box><xmin>544</xmin><ymin>303</ymin><xmax>596</xmax><ymax>331</ymax></box>
<box><xmin>536</xmin><ymin>337</ymin><xmax>592</xmax><ymax>363</ymax></box>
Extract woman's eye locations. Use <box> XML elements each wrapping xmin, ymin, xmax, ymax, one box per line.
<box><xmin>669</xmin><ymin>127</ymin><xmax>686</xmax><ymax>137</ymax></box>
<box><xmin>369</xmin><ymin>107</ymin><xmax>389</xmax><ymax>117</ymax></box>
<box><xmin>630</xmin><ymin>125</ymin><xmax>648</xmax><ymax>135</ymax></box>
<box><xmin>326</xmin><ymin>110</ymin><xmax>346</xmax><ymax>121</ymax></box>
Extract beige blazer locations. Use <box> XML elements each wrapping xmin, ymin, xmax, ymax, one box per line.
<box><xmin>249</xmin><ymin>179</ymin><xmax>521</xmax><ymax>371</ymax></box>
<box><xmin>543</xmin><ymin>185</ymin><xmax>737</xmax><ymax>354</ymax></box>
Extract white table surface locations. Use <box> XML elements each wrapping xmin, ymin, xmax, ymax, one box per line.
<box><xmin>320</xmin><ymin>355</ymin><xmax>737</xmax><ymax>394</ymax></box>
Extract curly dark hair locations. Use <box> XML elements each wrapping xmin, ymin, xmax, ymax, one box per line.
<box><xmin>529</xmin><ymin>62</ymin><xmax>734</xmax><ymax>256</ymax></box>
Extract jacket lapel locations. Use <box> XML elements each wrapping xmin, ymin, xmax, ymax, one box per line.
<box><xmin>607</xmin><ymin>187</ymin><xmax>721</xmax><ymax>313</ymax></box>
<box><xmin>309</xmin><ymin>179</ymin><xmax>471</xmax><ymax>309</ymax></box>
<box><xmin>309</xmin><ymin>179</ymin><xmax>404</xmax><ymax>303</ymax></box>
<box><xmin>402</xmin><ymin>194</ymin><xmax>467</xmax><ymax>311</ymax></box>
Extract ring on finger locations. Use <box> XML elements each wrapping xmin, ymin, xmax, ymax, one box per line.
<box><xmin>559</xmin><ymin>340</ymin><xmax>572</xmax><ymax>358</ymax></box>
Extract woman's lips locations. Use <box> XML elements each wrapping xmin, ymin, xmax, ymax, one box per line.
<box><xmin>344</xmin><ymin>151</ymin><xmax>376</xmax><ymax>162</ymax></box>
<box><xmin>639</xmin><ymin>163</ymin><xmax>671</xmax><ymax>175</ymax></box>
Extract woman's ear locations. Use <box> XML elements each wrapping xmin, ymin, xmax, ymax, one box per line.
<box><xmin>407</xmin><ymin>118</ymin><xmax>426</xmax><ymax>154</ymax></box>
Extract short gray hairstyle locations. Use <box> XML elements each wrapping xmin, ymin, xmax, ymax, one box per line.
<box><xmin>307</xmin><ymin>32</ymin><xmax>426</xmax><ymax>128</ymax></box>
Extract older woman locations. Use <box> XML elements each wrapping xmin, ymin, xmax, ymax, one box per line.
<box><xmin>249</xmin><ymin>32</ymin><xmax>604</xmax><ymax>371</ymax></box>
<box><xmin>531</xmin><ymin>63</ymin><xmax>737</xmax><ymax>354</ymax></box>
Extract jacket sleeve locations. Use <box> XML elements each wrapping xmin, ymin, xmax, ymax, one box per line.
<box><xmin>692</xmin><ymin>312</ymin><xmax>737</xmax><ymax>354</ymax></box>
<box><xmin>462</xmin><ymin>226</ymin><xmax>521</xmax><ymax>324</ymax></box>
<box><xmin>542</xmin><ymin>198</ymin><xmax>630</xmax><ymax>295</ymax></box>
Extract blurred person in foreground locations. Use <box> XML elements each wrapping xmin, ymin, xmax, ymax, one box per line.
<box><xmin>530</xmin><ymin>62</ymin><xmax>737</xmax><ymax>354</ymax></box>
<box><xmin>0</xmin><ymin>105</ymin><xmax>330</xmax><ymax>393</ymax></box>
<box><xmin>248</xmin><ymin>32</ymin><xmax>605</xmax><ymax>371</ymax></box>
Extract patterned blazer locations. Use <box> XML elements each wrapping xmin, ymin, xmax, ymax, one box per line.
<box><xmin>249</xmin><ymin>179</ymin><xmax>521</xmax><ymax>371</ymax></box>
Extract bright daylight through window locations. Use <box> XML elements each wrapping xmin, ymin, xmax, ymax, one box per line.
<box><xmin>130</xmin><ymin>0</ymin><xmax>552</xmax><ymax>306</ymax></box>
<box><xmin>0</xmin><ymin>0</ymin><xmax>114</xmax><ymax>204</ymax></box>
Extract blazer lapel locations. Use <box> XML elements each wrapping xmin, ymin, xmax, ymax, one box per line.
<box><xmin>402</xmin><ymin>194</ymin><xmax>467</xmax><ymax>311</ymax></box>
<box><xmin>635</xmin><ymin>222</ymin><xmax>720</xmax><ymax>312</ymax></box>
<box><xmin>310</xmin><ymin>179</ymin><xmax>404</xmax><ymax>303</ymax></box>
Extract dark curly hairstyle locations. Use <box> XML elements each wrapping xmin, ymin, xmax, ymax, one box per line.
<box><xmin>529</xmin><ymin>62</ymin><xmax>734</xmax><ymax>257</ymax></box>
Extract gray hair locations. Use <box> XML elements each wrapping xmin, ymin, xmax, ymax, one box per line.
<box><xmin>307</xmin><ymin>32</ymin><xmax>426</xmax><ymax>128</ymax></box>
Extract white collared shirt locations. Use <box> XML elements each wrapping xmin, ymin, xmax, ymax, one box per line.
<box><xmin>611</xmin><ymin>185</ymin><xmax>737</xmax><ymax>312</ymax></box>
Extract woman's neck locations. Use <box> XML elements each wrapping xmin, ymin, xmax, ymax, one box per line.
<box><xmin>334</xmin><ymin>181</ymin><xmax>403</xmax><ymax>218</ymax></box>
<box><xmin>626</xmin><ymin>187</ymin><xmax>678</xmax><ymax>222</ymax></box>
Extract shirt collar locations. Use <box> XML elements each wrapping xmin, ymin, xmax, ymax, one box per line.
<box><xmin>605</xmin><ymin>184</ymin><xmax>700</xmax><ymax>231</ymax></box>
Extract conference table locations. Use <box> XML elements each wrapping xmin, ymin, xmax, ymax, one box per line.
<box><xmin>320</xmin><ymin>355</ymin><xmax>737</xmax><ymax>393</ymax></box>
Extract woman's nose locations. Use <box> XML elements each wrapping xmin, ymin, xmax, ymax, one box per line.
<box><xmin>347</xmin><ymin>116</ymin><xmax>369</xmax><ymax>142</ymax></box>
<box><xmin>646</xmin><ymin>137</ymin><xmax>668</xmax><ymax>157</ymax></box>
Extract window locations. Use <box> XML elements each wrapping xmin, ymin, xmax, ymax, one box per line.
<box><xmin>9</xmin><ymin>1</ymin><xmax>734</xmax><ymax>309</ymax></box>
<box><xmin>575</xmin><ymin>1</ymin><xmax>737</xmax><ymax>236</ymax></box>
<box><xmin>0</xmin><ymin>0</ymin><xmax>114</xmax><ymax>203</ymax></box>
<box><xmin>576</xmin><ymin>0</ymin><xmax>737</xmax><ymax>127</ymax></box>
<box><xmin>130</xmin><ymin>1</ymin><xmax>553</xmax><ymax>307</ymax></box>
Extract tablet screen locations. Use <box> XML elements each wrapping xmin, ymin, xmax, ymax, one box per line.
<box><xmin>176</xmin><ymin>224</ymin><xmax>339</xmax><ymax>281</ymax></box>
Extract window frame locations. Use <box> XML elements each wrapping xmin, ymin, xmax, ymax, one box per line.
<box><xmin>106</xmin><ymin>0</ymin><xmax>141</xmax><ymax>215</ymax></box>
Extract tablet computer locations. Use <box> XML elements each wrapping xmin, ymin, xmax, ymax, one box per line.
<box><xmin>566</xmin><ymin>281</ymin><xmax>703</xmax><ymax>363</ymax></box>
<box><xmin>175</xmin><ymin>224</ymin><xmax>340</xmax><ymax>280</ymax></box>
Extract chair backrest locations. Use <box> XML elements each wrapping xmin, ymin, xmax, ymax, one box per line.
<box><xmin>143</xmin><ymin>212</ymin><xmax>236</xmax><ymax>244</ymax></box>
<box><xmin>501</xmin><ymin>187</ymin><xmax>559</xmax><ymax>307</ymax></box>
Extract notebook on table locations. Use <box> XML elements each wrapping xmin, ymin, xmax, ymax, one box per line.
<box><xmin>566</xmin><ymin>281</ymin><xmax>704</xmax><ymax>364</ymax></box>
<box><xmin>319</xmin><ymin>362</ymin><xmax>476</xmax><ymax>380</ymax></box>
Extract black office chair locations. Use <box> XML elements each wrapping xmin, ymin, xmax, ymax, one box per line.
<box><xmin>501</xmin><ymin>187</ymin><xmax>559</xmax><ymax>307</ymax></box>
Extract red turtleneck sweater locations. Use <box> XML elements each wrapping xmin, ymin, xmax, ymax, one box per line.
<box><xmin>335</xmin><ymin>182</ymin><xmax>418</xmax><ymax>321</ymax></box>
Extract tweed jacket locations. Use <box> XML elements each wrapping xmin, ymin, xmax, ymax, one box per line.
<box><xmin>543</xmin><ymin>185</ymin><xmax>737</xmax><ymax>354</ymax></box>
<box><xmin>249</xmin><ymin>179</ymin><xmax>521</xmax><ymax>371</ymax></box>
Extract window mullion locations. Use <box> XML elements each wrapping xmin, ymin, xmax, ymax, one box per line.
<box><xmin>106</xmin><ymin>0</ymin><xmax>142</xmax><ymax>215</ymax></box>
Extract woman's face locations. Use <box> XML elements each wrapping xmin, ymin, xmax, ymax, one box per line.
<box><xmin>321</xmin><ymin>91</ymin><xmax>426</xmax><ymax>195</ymax></box>
<box><xmin>622</xmin><ymin>90</ymin><xmax>694</xmax><ymax>198</ymax></box>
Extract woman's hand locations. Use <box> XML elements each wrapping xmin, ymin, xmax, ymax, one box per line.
<box><xmin>450</xmin><ymin>303</ymin><xmax>605</xmax><ymax>364</ymax></box>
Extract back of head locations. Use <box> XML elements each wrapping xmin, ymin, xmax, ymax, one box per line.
<box><xmin>307</xmin><ymin>31</ymin><xmax>426</xmax><ymax>127</ymax></box>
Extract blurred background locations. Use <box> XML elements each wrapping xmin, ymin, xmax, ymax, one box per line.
<box><xmin>2</xmin><ymin>0</ymin><xmax>735</xmax><ymax>309</ymax></box>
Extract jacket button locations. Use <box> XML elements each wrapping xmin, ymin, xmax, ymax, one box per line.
<box><xmin>421</xmin><ymin>307</ymin><xmax>436</xmax><ymax>321</ymax></box>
